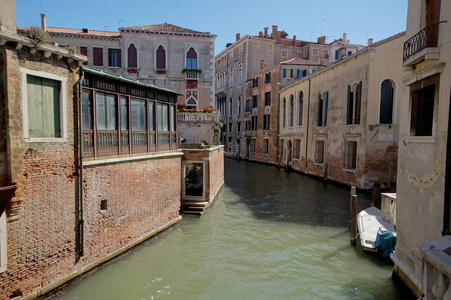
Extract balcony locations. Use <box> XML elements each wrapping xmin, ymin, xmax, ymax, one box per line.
<box><xmin>422</xmin><ymin>236</ymin><xmax>451</xmax><ymax>299</ymax></box>
<box><xmin>178</xmin><ymin>112</ymin><xmax>219</xmax><ymax>123</ymax></box>
<box><xmin>183</xmin><ymin>69</ymin><xmax>201</xmax><ymax>79</ymax></box>
<box><xmin>403</xmin><ymin>23</ymin><xmax>443</xmax><ymax>66</ymax></box>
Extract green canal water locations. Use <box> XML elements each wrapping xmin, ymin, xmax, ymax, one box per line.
<box><xmin>54</xmin><ymin>158</ymin><xmax>402</xmax><ymax>300</ymax></box>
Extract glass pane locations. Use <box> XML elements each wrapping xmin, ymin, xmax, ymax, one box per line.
<box><xmin>158</xmin><ymin>103</ymin><xmax>169</xmax><ymax>131</ymax></box>
<box><xmin>82</xmin><ymin>90</ymin><xmax>93</xmax><ymax>130</ymax></box>
<box><xmin>170</xmin><ymin>105</ymin><xmax>176</xmax><ymax>131</ymax></box>
<box><xmin>120</xmin><ymin>96</ymin><xmax>128</xmax><ymax>130</ymax></box>
<box><xmin>131</xmin><ymin>98</ymin><xmax>146</xmax><ymax>131</ymax></box>
<box><xmin>106</xmin><ymin>94</ymin><xmax>117</xmax><ymax>130</ymax></box>
<box><xmin>96</xmin><ymin>92</ymin><xmax>106</xmax><ymax>130</ymax></box>
<box><xmin>149</xmin><ymin>101</ymin><xmax>155</xmax><ymax>131</ymax></box>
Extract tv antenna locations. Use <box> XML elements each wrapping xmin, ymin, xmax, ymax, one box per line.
<box><xmin>118</xmin><ymin>20</ymin><xmax>125</xmax><ymax>28</ymax></box>
<box><xmin>311</xmin><ymin>32</ymin><xmax>316</xmax><ymax>42</ymax></box>
<box><xmin>319</xmin><ymin>18</ymin><xmax>327</xmax><ymax>36</ymax></box>
<box><xmin>104</xmin><ymin>25</ymin><xmax>111</xmax><ymax>31</ymax></box>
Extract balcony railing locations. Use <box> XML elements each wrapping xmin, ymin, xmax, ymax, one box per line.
<box><xmin>178</xmin><ymin>112</ymin><xmax>219</xmax><ymax>123</ymax></box>
<box><xmin>183</xmin><ymin>69</ymin><xmax>201</xmax><ymax>79</ymax></box>
<box><xmin>403</xmin><ymin>23</ymin><xmax>442</xmax><ymax>61</ymax></box>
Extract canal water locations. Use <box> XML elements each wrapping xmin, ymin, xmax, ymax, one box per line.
<box><xmin>55</xmin><ymin>158</ymin><xmax>402</xmax><ymax>300</ymax></box>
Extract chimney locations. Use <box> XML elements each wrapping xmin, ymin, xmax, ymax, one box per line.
<box><xmin>236</xmin><ymin>33</ymin><xmax>240</xmax><ymax>41</ymax></box>
<box><xmin>41</xmin><ymin>13</ymin><xmax>47</xmax><ymax>32</ymax></box>
<box><xmin>293</xmin><ymin>35</ymin><xmax>296</xmax><ymax>44</ymax></box>
<box><xmin>264</xmin><ymin>27</ymin><xmax>269</xmax><ymax>38</ymax></box>
<box><xmin>272</xmin><ymin>25</ymin><xmax>278</xmax><ymax>34</ymax></box>
<box><xmin>317</xmin><ymin>36</ymin><xmax>326</xmax><ymax>44</ymax></box>
<box><xmin>260</xmin><ymin>60</ymin><xmax>266</xmax><ymax>71</ymax></box>
<box><xmin>368</xmin><ymin>38</ymin><xmax>373</xmax><ymax>46</ymax></box>
<box><xmin>0</xmin><ymin>0</ymin><xmax>17</xmax><ymax>33</ymax></box>
<box><xmin>259</xmin><ymin>31</ymin><xmax>263</xmax><ymax>38</ymax></box>
<box><xmin>82</xmin><ymin>28</ymin><xmax>89</xmax><ymax>33</ymax></box>
<box><xmin>343</xmin><ymin>33</ymin><xmax>347</xmax><ymax>44</ymax></box>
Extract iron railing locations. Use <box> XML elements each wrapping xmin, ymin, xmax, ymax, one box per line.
<box><xmin>178</xmin><ymin>112</ymin><xmax>219</xmax><ymax>123</ymax></box>
<box><xmin>403</xmin><ymin>22</ymin><xmax>443</xmax><ymax>61</ymax></box>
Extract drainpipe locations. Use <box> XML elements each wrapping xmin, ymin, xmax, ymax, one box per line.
<box><xmin>78</xmin><ymin>69</ymin><xmax>85</xmax><ymax>256</ymax></box>
<box><xmin>305</xmin><ymin>78</ymin><xmax>311</xmax><ymax>168</ymax></box>
<box><xmin>443</xmin><ymin>91</ymin><xmax>451</xmax><ymax>236</ymax></box>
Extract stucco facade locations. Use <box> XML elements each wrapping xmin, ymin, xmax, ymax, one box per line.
<box><xmin>392</xmin><ymin>0</ymin><xmax>451</xmax><ymax>297</ymax></box>
<box><xmin>278</xmin><ymin>32</ymin><xmax>405</xmax><ymax>189</ymax></box>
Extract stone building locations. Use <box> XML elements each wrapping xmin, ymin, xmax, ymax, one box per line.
<box><xmin>278</xmin><ymin>32</ymin><xmax>405</xmax><ymax>189</ymax></box>
<box><xmin>33</xmin><ymin>18</ymin><xmax>217</xmax><ymax>110</ymax></box>
<box><xmin>391</xmin><ymin>0</ymin><xmax>451</xmax><ymax>298</ymax></box>
<box><xmin>215</xmin><ymin>25</ymin><xmax>310</xmax><ymax>156</ymax></box>
<box><xmin>242</xmin><ymin>59</ymin><xmax>322</xmax><ymax>164</ymax></box>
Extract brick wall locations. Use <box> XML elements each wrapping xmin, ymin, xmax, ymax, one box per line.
<box><xmin>0</xmin><ymin>44</ymin><xmax>182</xmax><ymax>299</ymax></box>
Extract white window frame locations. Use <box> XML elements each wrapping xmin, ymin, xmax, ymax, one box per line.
<box><xmin>21</xmin><ymin>68</ymin><xmax>68</xmax><ymax>143</ymax></box>
<box><xmin>344</xmin><ymin>140</ymin><xmax>358</xmax><ymax>171</ymax></box>
<box><xmin>0</xmin><ymin>212</ymin><xmax>6</xmax><ymax>273</ymax></box>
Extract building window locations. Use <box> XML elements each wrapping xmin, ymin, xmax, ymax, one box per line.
<box><xmin>251</xmin><ymin>116</ymin><xmax>258</xmax><ymax>131</ymax></box>
<box><xmin>245</xmin><ymin>120</ymin><xmax>251</xmax><ymax>131</ymax></box>
<box><xmin>316</xmin><ymin>140</ymin><xmax>325</xmax><ymax>164</ymax></box>
<box><xmin>131</xmin><ymin>99</ymin><xmax>147</xmax><ymax>131</ymax></box>
<box><xmin>157</xmin><ymin>103</ymin><xmax>169</xmax><ymax>132</ymax></box>
<box><xmin>252</xmin><ymin>77</ymin><xmax>259</xmax><ymax>88</ymax></box>
<box><xmin>303</xmin><ymin>49</ymin><xmax>308</xmax><ymax>57</ymax></box>
<box><xmin>229</xmin><ymin>98</ymin><xmax>233</xmax><ymax>115</ymax></box>
<box><xmin>348</xmin><ymin>51</ymin><xmax>352</xmax><ymax>56</ymax></box>
<box><xmin>82</xmin><ymin>90</ymin><xmax>93</xmax><ymax>130</ymax></box>
<box><xmin>280</xmin><ymin>139</ymin><xmax>285</xmax><ymax>158</ymax></box>
<box><xmin>120</xmin><ymin>96</ymin><xmax>129</xmax><ymax>131</ymax></box>
<box><xmin>322</xmin><ymin>49</ymin><xmax>329</xmax><ymax>57</ymax></box>
<box><xmin>380</xmin><ymin>80</ymin><xmax>394</xmax><ymax>124</ymax></box>
<box><xmin>245</xmin><ymin>99</ymin><xmax>251</xmax><ymax>112</ymax></box>
<box><xmin>297</xmin><ymin>91</ymin><xmax>303</xmax><ymax>126</ymax></box>
<box><xmin>312</xmin><ymin>48</ymin><xmax>319</xmax><ymax>56</ymax></box>
<box><xmin>282</xmin><ymin>98</ymin><xmax>286</xmax><ymax>128</ymax></box>
<box><xmin>23</xmin><ymin>70</ymin><xmax>67</xmax><ymax>140</ymax></box>
<box><xmin>156</xmin><ymin>45</ymin><xmax>166</xmax><ymax>70</ymax></box>
<box><xmin>411</xmin><ymin>84</ymin><xmax>435</xmax><ymax>136</ymax></box>
<box><xmin>108</xmin><ymin>49</ymin><xmax>121</xmax><ymax>67</ymax></box>
<box><xmin>250</xmin><ymin>138</ymin><xmax>256</xmax><ymax>153</ymax></box>
<box><xmin>344</xmin><ymin>141</ymin><xmax>358</xmax><ymax>170</ymax></box>
<box><xmin>335</xmin><ymin>50</ymin><xmax>339</xmax><ymax>60</ymax></box>
<box><xmin>294</xmin><ymin>139</ymin><xmax>301</xmax><ymax>160</ymax></box>
<box><xmin>263</xmin><ymin>113</ymin><xmax>270</xmax><ymax>130</ymax></box>
<box><xmin>229</xmin><ymin>122</ymin><xmax>233</xmax><ymax>133</ymax></box>
<box><xmin>96</xmin><ymin>92</ymin><xmax>117</xmax><ymax>130</ymax></box>
<box><xmin>253</xmin><ymin>42</ymin><xmax>259</xmax><ymax>50</ymax></box>
<box><xmin>186</xmin><ymin>47</ymin><xmax>197</xmax><ymax>70</ymax></box>
<box><xmin>238</xmin><ymin>96</ymin><xmax>242</xmax><ymax>114</ymax></box>
<box><xmin>230</xmin><ymin>71</ymin><xmax>234</xmax><ymax>86</ymax></box>
<box><xmin>239</xmin><ymin>44</ymin><xmax>243</xmax><ymax>53</ymax></box>
<box><xmin>281</xmin><ymin>50</ymin><xmax>288</xmax><ymax>58</ymax></box>
<box><xmin>128</xmin><ymin>43</ymin><xmax>138</xmax><ymax>68</ymax></box>
<box><xmin>265</xmin><ymin>72</ymin><xmax>271</xmax><ymax>83</ymax></box>
<box><xmin>93</xmin><ymin>47</ymin><xmax>103</xmax><ymax>66</ymax></box>
<box><xmin>80</xmin><ymin>46</ymin><xmax>88</xmax><ymax>65</ymax></box>
<box><xmin>186</xmin><ymin>98</ymin><xmax>197</xmax><ymax>109</ymax></box>
<box><xmin>267</xmin><ymin>44</ymin><xmax>273</xmax><ymax>52</ymax></box>
<box><xmin>265</xmin><ymin>91</ymin><xmax>271</xmax><ymax>106</ymax></box>
<box><xmin>296</xmin><ymin>52</ymin><xmax>302</xmax><ymax>58</ymax></box>
<box><xmin>317</xmin><ymin>91</ymin><xmax>328</xmax><ymax>126</ymax></box>
<box><xmin>239</xmin><ymin>66</ymin><xmax>242</xmax><ymax>83</ymax></box>
<box><xmin>237</xmin><ymin>122</ymin><xmax>241</xmax><ymax>132</ymax></box>
<box><xmin>283</xmin><ymin>68</ymin><xmax>286</xmax><ymax>78</ymax></box>
<box><xmin>0</xmin><ymin>212</ymin><xmax>7</xmax><ymax>273</ymax></box>
<box><xmin>263</xmin><ymin>138</ymin><xmax>269</xmax><ymax>154</ymax></box>
<box><xmin>289</xmin><ymin>95</ymin><xmax>294</xmax><ymax>127</ymax></box>
<box><xmin>252</xmin><ymin>95</ymin><xmax>258</xmax><ymax>108</ymax></box>
<box><xmin>347</xmin><ymin>82</ymin><xmax>362</xmax><ymax>125</ymax></box>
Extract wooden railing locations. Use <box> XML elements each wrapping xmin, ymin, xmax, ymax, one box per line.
<box><xmin>178</xmin><ymin>112</ymin><xmax>219</xmax><ymax>123</ymax></box>
<box><xmin>403</xmin><ymin>23</ymin><xmax>442</xmax><ymax>61</ymax></box>
<box><xmin>83</xmin><ymin>129</ymin><xmax>177</xmax><ymax>158</ymax></box>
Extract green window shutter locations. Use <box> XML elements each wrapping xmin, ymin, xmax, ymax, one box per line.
<box><xmin>317</xmin><ymin>93</ymin><xmax>322</xmax><ymax>126</ymax></box>
<box><xmin>356</xmin><ymin>81</ymin><xmax>362</xmax><ymax>125</ymax></box>
<box><xmin>324</xmin><ymin>91</ymin><xmax>328</xmax><ymax>126</ymax></box>
<box><xmin>346</xmin><ymin>85</ymin><xmax>352</xmax><ymax>125</ymax></box>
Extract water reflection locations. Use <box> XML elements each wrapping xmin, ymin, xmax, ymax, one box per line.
<box><xmin>54</xmin><ymin>158</ymin><xmax>402</xmax><ymax>300</ymax></box>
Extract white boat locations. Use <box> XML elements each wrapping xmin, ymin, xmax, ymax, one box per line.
<box><xmin>357</xmin><ymin>206</ymin><xmax>396</xmax><ymax>252</ymax></box>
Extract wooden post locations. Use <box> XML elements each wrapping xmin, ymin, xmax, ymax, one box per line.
<box><xmin>350</xmin><ymin>194</ymin><xmax>358</xmax><ymax>245</ymax></box>
<box><xmin>372</xmin><ymin>183</ymin><xmax>381</xmax><ymax>207</ymax></box>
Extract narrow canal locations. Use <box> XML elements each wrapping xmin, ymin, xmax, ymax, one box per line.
<box><xmin>55</xmin><ymin>158</ymin><xmax>402</xmax><ymax>299</ymax></box>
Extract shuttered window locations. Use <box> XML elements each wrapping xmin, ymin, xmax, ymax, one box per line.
<box><xmin>380</xmin><ymin>80</ymin><xmax>394</xmax><ymax>124</ymax></box>
<box><xmin>80</xmin><ymin>46</ymin><xmax>88</xmax><ymax>65</ymax></box>
<box><xmin>156</xmin><ymin>46</ymin><xmax>166</xmax><ymax>70</ymax></box>
<box><xmin>344</xmin><ymin>141</ymin><xmax>358</xmax><ymax>170</ymax></box>
<box><xmin>316</xmin><ymin>140</ymin><xmax>325</xmax><ymax>164</ymax></box>
<box><xmin>128</xmin><ymin>44</ymin><xmax>137</xmax><ymax>68</ymax></box>
<box><xmin>27</xmin><ymin>75</ymin><xmax>61</xmax><ymax>138</ymax></box>
<box><xmin>93</xmin><ymin>47</ymin><xmax>103</xmax><ymax>66</ymax></box>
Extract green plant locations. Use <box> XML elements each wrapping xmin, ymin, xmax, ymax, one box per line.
<box><xmin>66</xmin><ymin>45</ymin><xmax>81</xmax><ymax>54</ymax></box>
<box><xmin>26</xmin><ymin>25</ymin><xmax>50</xmax><ymax>47</ymax></box>
<box><xmin>182</xmin><ymin>68</ymin><xmax>202</xmax><ymax>73</ymax></box>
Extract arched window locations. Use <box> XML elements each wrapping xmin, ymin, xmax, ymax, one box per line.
<box><xmin>297</xmin><ymin>91</ymin><xmax>304</xmax><ymax>126</ymax></box>
<box><xmin>282</xmin><ymin>98</ymin><xmax>286</xmax><ymax>128</ymax></box>
<box><xmin>186</xmin><ymin>98</ymin><xmax>197</xmax><ymax>109</ymax></box>
<box><xmin>186</xmin><ymin>47</ymin><xmax>197</xmax><ymax>70</ymax></box>
<box><xmin>317</xmin><ymin>91</ymin><xmax>328</xmax><ymax>126</ymax></box>
<box><xmin>346</xmin><ymin>82</ymin><xmax>362</xmax><ymax>125</ymax></box>
<box><xmin>127</xmin><ymin>43</ymin><xmax>137</xmax><ymax>68</ymax></box>
<box><xmin>380</xmin><ymin>80</ymin><xmax>394</xmax><ymax>124</ymax></box>
<box><xmin>289</xmin><ymin>94</ymin><xmax>294</xmax><ymax>127</ymax></box>
<box><xmin>156</xmin><ymin>45</ymin><xmax>166</xmax><ymax>70</ymax></box>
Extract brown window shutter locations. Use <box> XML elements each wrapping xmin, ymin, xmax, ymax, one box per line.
<box><xmin>80</xmin><ymin>47</ymin><xmax>88</xmax><ymax>65</ymax></box>
<box><xmin>117</xmin><ymin>49</ymin><xmax>122</xmax><ymax>67</ymax></box>
<box><xmin>93</xmin><ymin>47</ymin><xmax>103</xmax><ymax>66</ymax></box>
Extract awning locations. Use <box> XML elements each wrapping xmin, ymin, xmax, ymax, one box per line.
<box><xmin>0</xmin><ymin>184</ymin><xmax>18</xmax><ymax>217</ymax></box>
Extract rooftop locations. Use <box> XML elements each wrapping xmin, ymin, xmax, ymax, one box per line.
<box><xmin>281</xmin><ymin>58</ymin><xmax>323</xmax><ymax>66</ymax></box>
<box><xmin>120</xmin><ymin>23</ymin><xmax>215</xmax><ymax>37</ymax></box>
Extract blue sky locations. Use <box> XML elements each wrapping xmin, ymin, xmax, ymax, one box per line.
<box><xmin>15</xmin><ymin>0</ymin><xmax>408</xmax><ymax>55</ymax></box>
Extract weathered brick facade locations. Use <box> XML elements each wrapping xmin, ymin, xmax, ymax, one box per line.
<box><xmin>0</xmin><ymin>32</ymin><xmax>185</xmax><ymax>299</ymax></box>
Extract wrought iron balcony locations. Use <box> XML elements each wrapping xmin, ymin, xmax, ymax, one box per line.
<box><xmin>403</xmin><ymin>23</ymin><xmax>443</xmax><ymax>62</ymax></box>
<box><xmin>178</xmin><ymin>112</ymin><xmax>219</xmax><ymax>123</ymax></box>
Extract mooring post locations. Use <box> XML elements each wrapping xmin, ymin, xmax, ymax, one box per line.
<box><xmin>372</xmin><ymin>183</ymin><xmax>381</xmax><ymax>207</ymax></box>
<box><xmin>350</xmin><ymin>194</ymin><xmax>358</xmax><ymax>245</ymax></box>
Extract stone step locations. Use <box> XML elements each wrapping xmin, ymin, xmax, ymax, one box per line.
<box><xmin>181</xmin><ymin>210</ymin><xmax>204</xmax><ymax>215</ymax></box>
<box><xmin>181</xmin><ymin>201</ymin><xmax>209</xmax><ymax>207</ymax></box>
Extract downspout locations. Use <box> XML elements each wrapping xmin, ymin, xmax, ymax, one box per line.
<box><xmin>443</xmin><ymin>89</ymin><xmax>451</xmax><ymax>236</ymax></box>
<box><xmin>305</xmin><ymin>78</ymin><xmax>311</xmax><ymax>168</ymax></box>
<box><xmin>78</xmin><ymin>69</ymin><xmax>85</xmax><ymax>256</ymax></box>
